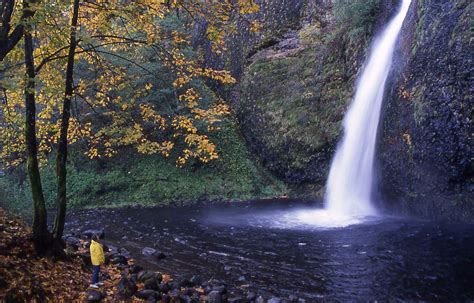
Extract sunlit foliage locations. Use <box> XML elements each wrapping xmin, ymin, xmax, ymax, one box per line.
<box><xmin>0</xmin><ymin>0</ymin><xmax>261</xmax><ymax>168</ymax></box>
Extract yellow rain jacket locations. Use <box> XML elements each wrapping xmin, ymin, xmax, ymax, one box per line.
<box><xmin>90</xmin><ymin>240</ymin><xmax>105</xmax><ymax>266</ymax></box>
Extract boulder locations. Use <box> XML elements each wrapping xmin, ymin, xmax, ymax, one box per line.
<box><xmin>106</xmin><ymin>244</ymin><xmax>118</xmax><ymax>254</ymax></box>
<box><xmin>161</xmin><ymin>294</ymin><xmax>170</xmax><ymax>303</ymax></box>
<box><xmin>189</xmin><ymin>275</ymin><xmax>202</xmax><ymax>286</ymax></box>
<box><xmin>82</xmin><ymin>229</ymin><xmax>105</xmax><ymax>239</ymax></box>
<box><xmin>208</xmin><ymin>290</ymin><xmax>222</xmax><ymax>303</ymax></box>
<box><xmin>144</xmin><ymin>278</ymin><xmax>159</xmax><ymax>290</ymax></box>
<box><xmin>155</xmin><ymin>251</ymin><xmax>166</xmax><ymax>260</ymax></box>
<box><xmin>159</xmin><ymin>282</ymin><xmax>171</xmax><ymax>293</ymax></box>
<box><xmin>142</xmin><ymin>247</ymin><xmax>157</xmax><ymax>256</ymax></box>
<box><xmin>117</xmin><ymin>277</ymin><xmax>138</xmax><ymax>299</ymax></box>
<box><xmin>212</xmin><ymin>285</ymin><xmax>227</xmax><ymax>295</ymax></box>
<box><xmin>135</xmin><ymin>289</ymin><xmax>158</xmax><ymax>300</ymax></box>
<box><xmin>119</xmin><ymin>247</ymin><xmax>131</xmax><ymax>257</ymax></box>
<box><xmin>247</xmin><ymin>291</ymin><xmax>257</xmax><ymax>301</ymax></box>
<box><xmin>131</xmin><ymin>264</ymin><xmax>144</xmax><ymax>274</ymax></box>
<box><xmin>179</xmin><ymin>279</ymin><xmax>194</xmax><ymax>288</ymax></box>
<box><xmin>168</xmin><ymin>289</ymin><xmax>182</xmax><ymax>301</ymax></box>
<box><xmin>169</xmin><ymin>280</ymin><xmax>180</xmax><ymax>290</ymax></box>
<box><xmin>137</xmin><ymin>270</ymin><xmax>162</xmax><ymax>283</ymax></box>
<box><xmin>64</xmin><ymin>236</ymin><xmax>81</xmax><ymax>247</ymax></box>
<box><xmin>86</xmin><ymin>289</ymin><xmax>105</xmax><ymax>302</ymax></box>
<box><xmin>288</xmin><ymin>295</ymin><xmax>298</xmax><ymax>303</ymax></box>
<box><xmin>110</xmin><ymin>255</ymin><xmax>128</xmax><ymax>265</ymax></box>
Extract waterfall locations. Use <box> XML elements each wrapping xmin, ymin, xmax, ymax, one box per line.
<box><xmin>324</xmin><ymin>0</ymin><xmax>412</xmax><ymax>217</ymax></box>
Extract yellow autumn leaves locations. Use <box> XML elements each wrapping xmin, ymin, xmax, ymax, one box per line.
<box><xmin>0</xmin><ymin>0</ymin><xmax>260</xmax><ymax>169</ymax></box>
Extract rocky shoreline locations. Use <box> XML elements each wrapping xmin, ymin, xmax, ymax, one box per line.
<box><xmin>66</xmin><ymin>226</ymin><xmax>306</xmax><ymax>303</ymax></box>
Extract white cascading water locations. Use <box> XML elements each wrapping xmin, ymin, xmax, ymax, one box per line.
<box><xmin>268</xmin><ymin>0</ymin><xmax>413</xmax><ymax>228</ymax></box>
<box><xmin>324</xmin><ymin>0</ymin><xmax>412</xmax><ymax>219</ymax></box>
<box><xmin>253</xmin><ymin>0</ymin><xmax>412</xmax><ymax>229</ymax></box>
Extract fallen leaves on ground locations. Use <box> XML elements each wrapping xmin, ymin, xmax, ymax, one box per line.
<box><xmin>0</xmin><ymin>207</ymin><xmax>145</xmax><ymax>302</ymax></box>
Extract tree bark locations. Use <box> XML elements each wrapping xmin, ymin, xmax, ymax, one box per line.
<box><xmin>52</xmin><ymin>0</ymin><xmax>80</xmax><ymax>247</ymax></box>
<box><xmin>23</xmin><ymin>0</ymin><xmax>50</xmax><ymax>255</ymax></box>
<box><xmin>0</xmin><ymin>0</ymin><xmax>40</xmax><ymax>62</ymax></box>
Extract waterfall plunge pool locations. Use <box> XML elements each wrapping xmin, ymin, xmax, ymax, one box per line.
<box><xmin>66</xmin><ymin>200</ymin><xmax>474</xmax><ymax>301</ymax></box>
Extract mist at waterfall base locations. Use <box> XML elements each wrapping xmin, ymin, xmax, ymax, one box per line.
<box><xmin>266</xmin><ymin>0</ymin><xmax>413</xmax><ymax>229</ymax></box>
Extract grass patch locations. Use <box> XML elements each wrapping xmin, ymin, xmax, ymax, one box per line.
<box><xmin>0</xmin><ymin>119</ymin><xmax>287</xmax><ymax>216</ymax></box>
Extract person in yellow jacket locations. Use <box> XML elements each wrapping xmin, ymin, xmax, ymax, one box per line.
<box><xmin>90</xmin><ymin>234</ymin><xmax>105</xmax><ymax>288</ymax></box>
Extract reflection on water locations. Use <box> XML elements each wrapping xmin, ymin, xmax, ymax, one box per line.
<box><xmin>212</xmin><ymin>207</ymin><xmax>379</xmax><ymax>229</ymax></box>
<box><xmin>66</xmin><ymin>200</ymin><xmax>474</xmax><ymax>301</ymax></box>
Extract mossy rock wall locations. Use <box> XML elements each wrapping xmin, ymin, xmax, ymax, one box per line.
<box><xmin>378</xmin><ymin>0</ymin><xmax>473</xmax><ymax>220</ymax></box>
<box><xmin>233</xmin><ymin>0</ymin><xmax>399</xmax><ymax>189</ymax></box>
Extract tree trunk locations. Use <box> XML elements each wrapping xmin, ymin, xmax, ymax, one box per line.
<box><xmin>0</xmin><ymin>0</ymin><xmax>40</xmax><ymax>62</ymax></box>
<box><xmin>52</xmin><ymin>0</ymin><xmax>80</xmax><ymax>249</ymax></box>
<box><xmin>23</xmin><ymin>1</ymin><xmax>50</xmax><ymax>255</ymax></box>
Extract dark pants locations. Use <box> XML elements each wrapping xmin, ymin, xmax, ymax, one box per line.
<box><xmin>91</xmin><ymin>265</ymin><xmax>100</xmax><ymax>284</ymax></box>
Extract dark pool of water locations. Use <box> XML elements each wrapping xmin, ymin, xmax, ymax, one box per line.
<box><xmin>66</xmin><ymin>200</ymin><xmax>474</xmax><ymax>301</ymax></box>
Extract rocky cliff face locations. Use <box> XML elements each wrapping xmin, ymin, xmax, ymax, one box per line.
<box><xmin>210</xmin><ymin>0</ymin><xmax>472</xmax><ymax>219</ymax></box>
<box><xmin>379</xmin><ymin>0</ymin><xmax>473</xmax><ymax>219</ymax></box>
<box><xmin>231</xmin><ymin>0</ymin><xmax>398</xmax><ymax>194</ymax></box>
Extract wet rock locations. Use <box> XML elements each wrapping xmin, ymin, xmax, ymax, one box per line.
<box><xmin>135</xmin><ymin>289</ymin><xmax>159</xmax><ymax>300</ymax></box>
<box><xmin>110</xmin><ymin>255</ymin><xmax>128</xmax><ymax>265</ymax></box>
<box><xmin>87</xmin><ymin>289</ymin><xmax>105</xmax><ymax>302</ymax></box>
<box><xmin>229</xmin><ymin>297</ymin><xmax>244</xmax><ymax>303</ymax></box>
<box><xmin>256</xmin><ymin>296</ymin><xmax>265</xmax><ymax>303</ymax></box>
<box><xmin>117</xmin><ymin>277</ymin><xmax>138</xmax><ymax>299</ymax></box>
<box><xmin>179</xmin><ymin>279</ymin><xmax>195</xmax><ymax>288</ymax></box>
<box><xmin>155</xmin><ymin>251</ymin><xmax>166</xmax><ymax>260</ymax></box>
<box><xmin>268</xmin><ymin>298</ymin><xmax>281</xmax><ymax>303</ymax></box>
<box><xmin>159</xmin><ymin>282</ymin><xmax>171</xmax><ymax>293</ymax></box>
<box><xmin>212</xmin><ymin>285</ymin><xmax>227</xmax><ymax>295</ymax></box>
<box><xmin>119</xmin><ymin>247</ymin><xmax>131</xmax><ymax>257</ymax></box>
<box><xmin>131</xmin><ymin>264</ymin><xmax>144</xmax><ymax>274</ymax></box>
<box><xmin>106</xmin><ymin>244</ymin><xmax>118</xmax><ymax>254</ymax></box>
<box><xmin>169</xmin><ymin>289</ymin><xmax>182</xmax><ymax>300</ymax></box>
<box><xmin>208</xmin><ymin>290</ymin><xmax>222</xmax><ymax>303</ymax></box>
<box><xmin>182</xmin><ymin>288</ymin><xmax>193</xmax><ymax>296</ymax></box>
<box><xmin>189</xmin><ymin>275</ymin><xmax>202</xmax><ymax>286</ymax></box>
<box><xmin>147</xmin><ymin>297</ymin><xmax>159</xmax><ymax>303</ymax></box>
<box><xmin>82</xmin><ymin>229</ymin><xmax>105</xmax><ymax>239</ymax></box>
<box><xmin>209</xmin><ymin>279</ymin><xmax>225</xmax><ymax>286</ymax></box>
<box><xmin>144</xmin><ymin>278</ymin><xmax>159</xmax><ymax>290</ymax></box>
<box><xmin>129</xmin><ymin>274</ymin><xmax>138</xmax><ymax>284</ymax></box>
<box><xmin>247</xmin><ymin>291</ymin><xmax>257</xmax><ymax>301</ymax></box>
<box><xmin>224</xmin><ymin>265</ymin><xmax>232</xmax><ymax>274</ymax></box>
<box><xmin>137</xmin><ymin>270</ymin><xmax>162</xmax><ymax>284</ymax></box>
<box><xmin>288</xmin><ymin>295</ymin><xmax>298</xmax><ymax>302</ymax></box>
<box><xmin>64</xmin><ymin>236</ymin><xmax>81</xmax><ymax>247</ymax></box>
<box><xmin>161</xmin><ymin>294</ymin><xmax>170</xmax><ymax>303</ymax></box>
<box><xmin>142</xmin><ymin>247</ymin><xmax>157</xmax><ymax>256</ymax></box>
<box><xmin>169</xmin><ymin>280</ymin><xmax>181</xmax><ymax>290</ymax></box>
